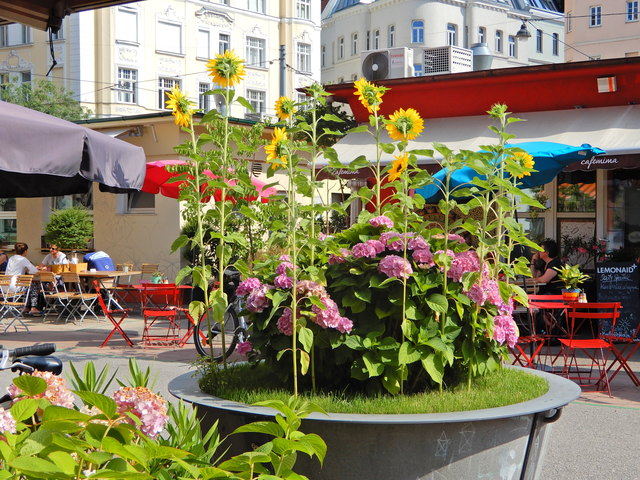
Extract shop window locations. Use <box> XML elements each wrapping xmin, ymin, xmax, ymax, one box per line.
<box><xmin>607</xmin><ymin>169</ymin><xmax>640</xmax><ymax>259</ymax></box>
<box><xmin>557</xmin><ymin>171</ymin><xmax>596</xmax><ymax>213</ymax></box>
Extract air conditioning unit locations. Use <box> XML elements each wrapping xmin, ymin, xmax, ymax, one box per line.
<box><xmin>361</xmin><ymin>47</ymin><xmax>414</xmax><ymax>81</ymax></box>
<box><xmin>422</xmin><ymin>46</ymin><xmax>473</xmax><ymax>76</ymax></box>
<box><xmin>245</xmin><ymin>112</ymin><xmax>266</xmax><ymax>122</ymax></box>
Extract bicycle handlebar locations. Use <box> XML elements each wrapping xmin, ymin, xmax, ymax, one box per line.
<box><xmin>0</xmin><ymin>343</ymin><xmax>57</xmax><ymax>370</ymax></box>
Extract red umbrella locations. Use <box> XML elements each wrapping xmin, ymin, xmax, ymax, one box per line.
<box><xmin>141</xmin><ymin>160</ymin><xmax>276</xmax><ymax>202</ymax></box>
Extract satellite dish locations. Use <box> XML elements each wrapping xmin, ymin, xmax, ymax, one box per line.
<box><xmin>362</xmin><ymin>51</ymin><xmax>389</xmax><ymax>81</ymax></box>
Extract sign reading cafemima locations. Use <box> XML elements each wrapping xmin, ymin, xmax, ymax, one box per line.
<box><xmin>565</xmin><ymin>154</ymin><xmax>640</xmax><ymax>172</ymax></box>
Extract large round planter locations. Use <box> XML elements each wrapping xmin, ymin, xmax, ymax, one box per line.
<box><xmin>169</xmin><ymin>367</ymin><xmax>580</xmax><ymax>480</ymax></box>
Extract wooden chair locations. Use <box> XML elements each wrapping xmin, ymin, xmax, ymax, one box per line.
<box><xmin>140</xmin><ymin>263</ymin><xmax>160</xmax><ymax>282</ymax></box>
<box><xmin>0</xmin><ymin>274</ymin><xmax>33</xmax><ymax>333</ymax></box>
<box><xmin>60</xmin><ymin>272</ymin><xmax>100</xmax><ymax>323</ymax></box>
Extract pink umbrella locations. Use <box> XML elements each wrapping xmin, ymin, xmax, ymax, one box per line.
<box><xmin>141</xmin><ymin>159</ymin><xmax>276</xmax><ymax>202</ymax></box>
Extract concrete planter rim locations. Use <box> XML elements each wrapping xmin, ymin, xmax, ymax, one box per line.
<box><xmin>169</xmin><ymin>366</ymin><xmax>581</xmax><ymax>425</ymax></box>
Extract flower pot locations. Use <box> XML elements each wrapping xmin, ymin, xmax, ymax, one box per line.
<box><xmin>169</xmin><ymin>367</ymin><xmax>580</xmax><ymax>480</ymax></box>
<box><xmin>562</xmin><ymin>288</ymin><xmax>581</xmax><ymax>302</ymax></box>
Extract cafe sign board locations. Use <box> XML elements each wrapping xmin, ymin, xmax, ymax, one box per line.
<box><xmin>564</xmin><ymin>153</ymin><xmax>640</xmax><ymax>172</ymax></box>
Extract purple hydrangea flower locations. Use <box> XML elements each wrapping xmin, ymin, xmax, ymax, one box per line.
<box><xmin>246</xmin><ymin>285</ymin><xmax>272</xmax><ymax>313</ymax></box>
<box><xmin>378</xmin><ymin>255</ymin><xmax>413</xmax><ymax>279</ymax></box>
<box><xmin>276</xmin><ymin>261</ymin><xmax>295</xmax><ymax>276</ymax></box>
<box><xmin>236</xmin><ymin>277</ymin><xmax>262</xmax><ymax>297</ymax></box>
<box><xmin>369</xmin><ymin>215</ymin><xmax>394</xmax><ymax>229</ymax></box>
<box><xmin>311</xmin><ymin>296</ymin><xmax>342</xmax><ymax>329</ymax></box>
<box><xmin>236</xmin><ymin>340</ymin><xmax>253</xmax><ymax>355</ymax></box>
<box><xmin>447</xmin><ymin>250</ymin><xmax>480</xmax><ymax>282</ymax></box>
<box><xmin>277</xmin><ymin>307</ymin><xmax>294</xmax><ymax>336</ymax></box>
<box><xmin>407</xmin><ymin>235</ymin><xmax>429</xmax><ymax>251</ymax></box>
<box><xmin>412</xmin><ymin>248</ymin><xmax>434</xmax><ymax>267</ymax></box>
<box><xmin>352</xmin><ymin>239</ymin><xmax>385</xmax><ymax>258</ymax></box>
<box><xmin>296</xmin><ymin>280</ymin><xmax>326</xmax><ymax>299</ymax></box>
<box><xmin>274</xmin><ymin>274</ymin><xmax>293</xmax><ymax>289</ymax></box>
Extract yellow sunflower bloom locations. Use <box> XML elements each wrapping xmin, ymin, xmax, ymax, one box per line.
<box><xmin>353</xmin><ymin>77</ymin><xmax>385</xmax><ymax>114</ymax></box>
<box><xmin>265</xmin><ymin>127</ymin><xmax>289</xmax><ymax>170</ymax></box>
<box><xmin>388</xmin><ymin>152</ymin><xmax>409</xmax><ymax>181</ymax></box>
<box><xmin>386</xmin><ymin>108</ymin><xmax>424</xmax><ymax>141</ymax></box>
<box><xmin>165</xmin><ymin>87</ymin><xmax>195</xmax><ymax>128</ymax></box>
<box><xmin>512</xmin><ymin>151</ymin><xmax>535</xmax><ymax>179</ymax></box>
<box><xmin>206</xmin><ymin>50</ymin><xmax>246</xmax><ymax>88</ymax></box>
<box><xmin>275</xmin><ymin>96</ymin><xmax>297</xmax><ymax>120</ymax></box>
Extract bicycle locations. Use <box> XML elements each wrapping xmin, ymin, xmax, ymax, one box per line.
<box><xmin>194</xmin><ymin>268</ymin><xmax>249</xmax><ymax>362</ymax></box>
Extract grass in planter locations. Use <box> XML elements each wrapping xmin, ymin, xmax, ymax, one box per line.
<box><xmin>198</xmin><ymin>362</ymin><xmax>548</xmax><ymax>415</ymax></box>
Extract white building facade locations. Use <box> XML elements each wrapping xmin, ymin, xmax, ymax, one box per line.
<box><xmin>320</xmin><ymin>0</ymin><xmax>565</xmax><ymax>84</ymax></box>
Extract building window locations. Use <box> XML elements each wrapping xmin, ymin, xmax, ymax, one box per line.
<box><xmin>126</xmin><ymin>191</ymin><xmax>155</xmax><ymax>213</ymax></box>
<box><xmin>219</xmin><ymin>33</ymin><xmax>230</xmax><ymax>54</ymax></box>
<box><xmin>0</xmin><ymin>24</ymin><xmax>30</xmax><ymax>47</ymax></box>
<box><xmin>508</xmin><ymin>36</ymin><xmax>516</xmax><ymax>57</ymax></box>
<box><xmin>566</xmin><ymin>12</ymin><xmax>572</xmax><ymax>32</ymax></box>
<box><xmin>297</xmin><ymin>43</ymin><xmax>311</xmax><ymax>72</ymax></box>
<box><xmin>199</xmin><ymin>82</ymin><xmax>211</xmax><ymax>112</ymax></box>
<box><xmin>197</xmin><ymin>29</ymin><xmax>210</xmax><ymax>59</ymax></box>
<box><xmin>351</xmin><ymin>33</ymin><xmax>358</xmax><ymax>55</ymax></box>
<box><xmin>590</xmin><ymin>6</ymin><xmax>602</xmax><ymax>27</ymax></box>
<box><xmin>478</xmin><ymin>26</ymin><xmax>486</xmax><ymax>43</ymax></box>
<box><xmin>53</xmin><ymin>193</ymin><xmax>92</xmax><ymax>211</ymax></box>
<box><xmin>297</xmin><ymin>0</ymin><xmax>311</xmax><ymax>19</ymax></box>
<box><xmin>117</xmin><ymin>68</ymin><xmax>137</xmax><ymax>104</ymax></box>
<box><xmin>388</xmin><ymin>25</ymin><xmax>395</xmax><ymax>47</ymax></box>
<box><xmin>627</xmin><ymin>1</ymin><xmax>639</xmax><ymax>21</ymax></box>
<box><xmin>495</xmin><ymin>30</ymin><xmax>503</xmax><ymax>53</ymax></box>
<box><xmin>321</xmin><ymin>45</ymin><xmax>326</xmax><ymax>66</ymax></box>
<box><xmin>536</xmin><ymin>29</ymin><xmax>543</xmax><ymax>53</ymax></box>
<box><xmin>338</xmin><ymin>37</ymin><xmax>344</xmax><ymax>59</ymax></box>
<box><xmin>411</xmin><ymin>20</ymin><xmax>424</xmax><ymax>43</ymax></box>
<box><xmin>373</xmin><ymin>29</ymin><xmax>380</xmax><ymax>49</ymax></box>
<box><xmin>158</xmin><ymin>77</ymin><xmax>180</xmax><ymax>109</ymax></box>
<box><xmin>246</xmin><ymin>36</ymin><xmax>266</xmax><ymax>67</ymax></box>
<box><xmin>366</xmin><ymin>31</ymin><xmax>370</xmax><ymax>50</ymax></box>
<box><xmin>115</xmin><ymin>6</ymin><xmax>137</xmax><ymax>43</ymax></box>
<box><xmin>248</xmin><ymin>0</ymin><xmax>265</xmax><ymax>13</ymax></box>
<box><xmin>446</xmin><ymin>23</ymin><xmax>457</xmax><ymax>46</ymax></box>
<box><xmin>157</xmin><ymin>21</ymin><xmax>182</xmax><ymax>54</ymax></box>
<box><xmin>552</xmin><ymin>33</ymin><xmax>559</xmax><ymax>56</ymax></box>
<box><xmin>20</xmin><ymin>71</ymin><xmax>31</xmax><ymax>83</ymax></box>
<box><xmin>246</xmin><ymin>89</ymin><xmax>265</xmax><ymax>114</ymax></box>
<box><xmin>0</xmin><ymin>197</ymin><xmax>17</xmax><ymax>245</ymax></box>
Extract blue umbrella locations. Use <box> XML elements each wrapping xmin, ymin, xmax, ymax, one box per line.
<box><xmin>415</xmin><ymin>142</ymin><xmax>605</xmax><ymax>203</ymax></box>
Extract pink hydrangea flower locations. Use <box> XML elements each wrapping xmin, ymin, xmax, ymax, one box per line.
<box><xmin>246</xmin><ymin>284</ymin><xmax>272</xmax><ymax>313</ymax></box>
<box><xmin>378</xmin><ymin>255</ymin><xmax>413</xmax><ymax>279</ymax></box>
<box><xmin>9</xmin><ymin>371</ymin><xmax>74</xmax><ymax>408</ymax></box>
<box><xmin>279</xmin><ymin>254</ymin><xmax>290</xmax><ymax>261</ymax></box>
<box><xmin>329</xmin><ymin>248</ymin><xmax>351</xmax><ymax>264</ymax></box>
<box><xmin>276</xmin><ymin>261</ymin><xmax>295</xmax><ymax>276</ymax></box>
<box><xmin>277</xmin><ymin>307</ymin><xmax>294</xmax><ymax>336</ymax></box>
<box><xmin>466</xmin><ymin>282</ymin><xmax>488</xmax><ymax>305</ymax></box>
<box><xmin>236</xmin><ymin>341</ymin><xmax>253</xmax><ymax>355</ymax></box>
<box><xmin>447</xmin><ymin>250</ymin><xmax>480</xmax><ymax>282</ymax></box>
<box><xmin>0</xmin><ymin>408</ymin><xmax>16</xmax><ymax>434</ymax></box>
<box><xmin>412</xmin><ymin>248</ymin><xmax>434</xmax><ymax>267</ymax></box>
<box><xmin>274</xmin><ymin>274</ymin><xmax>293</xmax><ymax>289</ymax></box>
<box><xmin>369</xmin><ymin>215</ymin><xmax>394</xmax><ymax>229</ymax></box>
<box><xmin>352</xmin><ymin>240</ymin><xmax>385</xmax><ymax>258</ymax></box>
<box><xmin>236</xmin><ymin>277</ymin><xmax>262</xmax><ymax>297</ymax></box>
<box><xmin>336</xmin><ymin>316</ymin><xmax>354</xmax><ymax>334</ymax></box>
<box><xmin>492</xmin><ymin>313</ymin><xmax>518</xmax><ymax>349</ymax></box>
<box><xmin>318</xmin><ymin>232</ymin><xmax>334</xmax><ymax>241</ymax></box>
<box><xmin>113</xmin><ymin>386</ymin><xmax>168</xmax><ymax>438</ymax></box>
<box><xmin>296</xmin><ymin>280</ymin><xmax>326</xmax><ymax>299</ymax></box>
<box><xmin>407</xmin><ymin>235</ymin><xmax>429</xmax><ymax>251</ymax></box>
<box><xmin>312</xmin><ymin>296</ymin><xmax>343</xmax><ymax>329</ymax></box>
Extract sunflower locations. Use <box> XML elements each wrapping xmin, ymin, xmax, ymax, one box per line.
<box><xmin>353</xmin><ymin>77</ymin><xmax>385</xmax><ymax>114</ymax></box>
<box><xmin>388</xmin><ymin>152</ymin><xmax>409</xmax><ymax>181</ymax></box>
<box><xmin>275</xmin><ymin>96</ymin><xmax>296</xmax><ymax>120</ymax></box>
<box><xmin>386</xmin><ymin>108</ymin><xmax>424</xmax><ymax>141</ymax></box>
<box><xmin>510</xmin><ymin>151</ymin><xmax>535</xmax><ymax>179</ymax></box>
<box><xmin>265</xmin><ymin>127</ymin><xmax>289</xmax><ymax>170</ymax></box>
<box><xmin>206</xmin><ymin>50</ymin><xmax>246</xmax><ymax>88</ymax></box>
<box><xmin>165</xmin><ymin>87</ymin><xmax>195</xmax><ymax>128</ymax></box>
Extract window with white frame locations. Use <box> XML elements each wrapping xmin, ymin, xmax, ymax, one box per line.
<box><xmin>248</xmin><ymin>0</ymin><xmax>265</xmax><ymax>13</ymax></box>
<box><xmin>446</xmin><ymin>23</ymin><xmax>457</xmax><ymax>46</ymax></box>
<box><xmin>536</xmin><ymin>29</ymin><xmax>543</xmax><ymax>53</ymax></box>
<box><xmin>199</xmin><ymin>82</ymin><xmax>211</xmax><ymax>111</ymax></box>
<box><xmin>0</xmin><ymin>24</ymin><xmax>30</xmax><ymax>47</ymax></box>
<box><xmin>297</xmin><ymin>0</ymin><xmax>311</xmax><ymax>19</ymax></box>
<box><xmin>219</xmin><ymin>33</ymin><xmax>230</xmax><ymax>54</ymax></box>
<box><xmin>116</xmin><ymin>6</ymin><xmax>137</xmax><ymax>43</ymax></box>
<box><xmin>157</xmin><ymin>21</ymin><xmax>182</xmax><ymax>54</ymax></box>
<box><xmin>126</xmin><ymin>191</ymin><xmax>155</xmax><ymax>213</ymax></box>
<box><xmin>495</xmin><ymin>30</ymin><xmax>503</xmax><ymax>53</ymax></box>
<box><xmin>508</xmin><ymin>36</ymin><xmax>516</xmax><ymax>57</ymax></box>
<box><xmin>297</xmin><ymin>43</ymin><xmax>311</xmax><ymax>72</ymax></box>
<box><xmin>552</xmin><ymin>33</ymin><xmax>559</xmax><ymax>56</ymax></box>
<box><xmin>197</xmin><ymin>29</ymin><xmax>211</xmax><ymax>59</ymax></box>
<box><xmin>590</xmin><ymin>6</ymin><xmax>602</xmax><ymax>27</ymax></box>
<box><xmin>373</xmin><ymin>29</ymin><xmax>380</xmax><ymax>49</ymax></box>
<box><xmin>296</xmin><ymin>93</ymin><xmax>308</xmax><ymax>109</ymax></box>
<box><xmin>0</xmin><ymin>197</ymin><xmax>17</xmax><ymax>245</ymax></box>
<box><xmin>246</xmin><ymin>36</ymin><xmax>265</xmax><ymax>67</ymax></box>
<box><xmin>478</xmin><ymin>26</ymin><xmax>485</xmax><ymax>43</ymax></box>
<box><xmin>20</xmin><ymin>71</ymin><xmax>31</xmax><ymax>83</ymax></box>
<box><xmin>411</xmin><ymin>20</ymin><xmax>424</xmax><ymax>43</ymax></box>
<box><xmin>388</xmin><ymin>25</ymin><xmax>395</xmax><ymax>47</ymax></box>
<box><xmin>321</xmin><ymin>45</ymin><xmax>326</xmax><ymax>66</ymax></box>
<box><xmin>246</xmin><ymin>89</ymin><xmax>265</xmax><ymax>114</ymax></box>
<box><xmin>158</xmin><ymin>77</ymin><xmax>180</xmax><ymax>109</ymax></box>
<box><xmin>117</xmin><ymin>67</ymin><xmax>137</xmax><ymax>104</ymax></box>
<box><xmin>338</xmin><ymin>37</ymin><xmax>344</xmax><ymax>59</ymax></box>
<box><xmin>351</xmin><ymin>33</ymin><xmax>358</xmax><ymax>55</ymax></box>
<box><xmin>627</xmin><ymin>1</ymin><xmax>639</xmax><ymax>21</ymax></box>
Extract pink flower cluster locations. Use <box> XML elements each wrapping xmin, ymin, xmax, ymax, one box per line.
<box><xmin>328</xmin><ymin>248</ymin><xmax>351</xmax><ymax>264</ymax></box>
<box><xmin>311</xmin><ymin>296</ymin><xmax>353</xmax><ymax>333</ymax></box>
<box><xmin>277</xmin><ymin>307</ymin><xmax>295</xmax><ymax>336</ymax></box>
<box><xmin>8</xmin><ymin>370</ymin><xmax>74</xmax><ymax>408</ymax></box>
<box><xmin>446</xmin><ymin>250</ymin><xmax>480</xmax><ymax>282</ymax></box>
<box><xmin>236</xmin><ymin>341</ymin><xmax>253</xmax><ymax>355</ymax></box>
<box><xmin>493</xmin><ymin>313</ymin><xmax>518</xmax><ymax>348</ymax></box>
<box><xmin>379</xmin><ymin>231</ymin><xmax>413</xmax><ymax>251</ymax></box>
<box><xmin>0</xmin><ymin>407</ymin><xmax>16</xmax><ymax>434</ymax></box>
<box><xmin>369</xmin><ymin>215</ymin><xmax>394</xmax><ymax>229</ymax></box>
<box><xmin>352</xmin><ymin>239</ymin><xmax>385</xmax><ymax>258</ymax></box>
<box><xmin>113</xmin><ymin>386</ymin><xmax>168</xmax><ymax>438</ymax></box>
<box><xmin>245</xmin><ymin>284</ymin><xmax>272</xmax><ymax>313</ymax></box>
<box><xmin>378</xmin><ymin>255</ymin><xmax>413</xmax><ymax>279</ymax></box>
<box><xmin>236</xmin><ymin>277</ymin><xmax>261</xmax><ymax>296</ymax></box>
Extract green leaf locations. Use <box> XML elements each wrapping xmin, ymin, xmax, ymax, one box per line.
<box><xmin>19</xmin><ymin>429</ymin><xmax>52</xmax><ymax>456</ymax></box>
<box><xmin>46</xmin><ymin>451</ymin><xmax>78</xmax><ymax>475</ymax></box>
<box><xmin>236</xmin><ymin>95</ymin><xmax>254</xmax><ymax>112</ymax></box>
<box><xmin>9</xmin><ymin>456</ymin><xmax>64</xmax><ymax>474</ymax></box>
<box><xmin>9</xmin><ymin>398</ymin><xmax>39</xmax><ymax>422</ymax></box>
<box><xmin>75</xmin><ymin>391</ymin><xmax>117</xmax><ymax>417</ymax></box>
<box><xmin>421</xmin><ymin>353</ymin><xmax>444</xmax><ymax>385</ymax></box>
<box><xmin>362</xmin><ymin>352</ymin><xmax>384</xmax><ymax>377</ymax></box>
<box><xmin>42</xmin><ymin>405</ymin><xmax>91</xmax><ymax>422</ymax></box>
<box><xmin>299</xmin><ymin>350</ymin><xmax>310</xmax><ymax>375</ymax></box>
<box><xmin>13</xmin><ymin>375</ymin><xmax>47</xmax><ymax>396</ymax></box>
<box><xmin>298</xmin><ymin>326</ymin><xmax>314</xmax><ymax>352</ymax></box>
<box><xmin>426</xmin><ymin>293</ymin><xmax>448</xmax><ymax>313</ymax></box>
<box><xmin>233</xmin><ymin>420</ymin><xmax>284</xmax><ymax>437</ymax></box>
<box><xmin>398</xmin><ymin>342</ymin><xmax>421</xmax><ymax>365</ymax></box>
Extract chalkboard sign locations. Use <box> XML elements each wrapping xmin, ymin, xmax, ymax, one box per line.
<box><xmin>596</xmin><ymin>262</ymin><xmax>640</xmax><ymax>338</ymax></box>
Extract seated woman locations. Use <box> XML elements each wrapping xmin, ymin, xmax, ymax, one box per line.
<box><xmin>38</xmin><ymin>244</ymin><xmax>68</xmax><ymax>271</ymax></box>
<box><xmin>530</xmin><ymin>239</ymin><xmax>563</xmax><ymax>295</ymax></box>
<box><xmin>5</xmin><ymin>242</ymin><xmax>41</xmax><ymax>315</ymax></box>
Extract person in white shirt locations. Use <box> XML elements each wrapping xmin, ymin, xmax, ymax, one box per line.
<box><xmin>5</xmin><ymin>242</ymin><xmax>41</xmax><ymax>315</ymax></box>
<box><xmin>38</xmin><ymin>244</ymin><xmax>68</xmax><ymax>270</ymax></box>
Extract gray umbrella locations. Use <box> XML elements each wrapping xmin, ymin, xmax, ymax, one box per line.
<box><xmin>0</xmin><ymin>100</ymin><xmax>146</xmax><ymax>198</ymax></box>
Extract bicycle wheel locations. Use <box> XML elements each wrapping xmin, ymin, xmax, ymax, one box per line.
<box><xmin>194</xmin><ymin>306</ymin><xmax>239</xmax><ymax>361</ymax></box>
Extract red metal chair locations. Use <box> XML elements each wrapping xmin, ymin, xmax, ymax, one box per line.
<box><xmin>140</xmin><ymin>283</ymin><xmax>182</xmax><ymax>348</ymax></box>
<box><xmin>93</xmin><ymin>280</ymin><xmax>134</xmax><ymax>348</ymax></box>
<box><xmin>600</xmin><ymin>315</ymin><xmax>640</xmax><ymax>386</ymax></box>
<box><xmin>558</xmin><ymin>302</ymin><xmax>622</xmax><ymax>397</ymax></box>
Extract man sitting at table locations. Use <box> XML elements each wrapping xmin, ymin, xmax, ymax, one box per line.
<box><xmin>38</xmin><ymin>244</ymin><xmax>68</xmax><ymax>271</ymax></box>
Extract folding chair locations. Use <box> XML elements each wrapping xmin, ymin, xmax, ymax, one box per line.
<box><xmin>558</xmin><ymin>302</ymin><xmax>623</xmax><ymax>397</ymax></box>
<box><xmin>140</xmin><ymin>283</ymin><xmax>182</xmax><ymax>347</ymax></box>
<box><xmin>600</xmin><ymin>314</ymin><xmax>640</xmax><ymax>386</ymax></box>
<box><xmin>60</xmin><ymin>272</ymin><xmax>100</xmax><ymax>322</ymax></box>
<box><xmin>140</xmin><ymin>263</ymin><xmax>160</xmax><ymax>282</ymax></box>
<box><xmin>94</xmin><ymin>280</ymin><xmax>134</xmax><ymax>347</ymax></box>
<box><xmin>0</xmin><ymin>274</ymin><xmax>33</xmax><ymax>333</ymax></box>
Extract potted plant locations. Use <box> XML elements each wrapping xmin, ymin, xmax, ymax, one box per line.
<box><xmin>44</xmin><ymin>205</ymin><xmax>93</xmax><ymax>251</ymax></box>
<box><xmin>554</xmin><ymin>263</ymin><xmax>591</xmax><ymax>302</ymax></box>
<box><xmin>150</xmin><ymin>270</ymin><xmax>164</xmax><ymax>284</ymax></box>
<box><xmin>164</xmin><ymin>58</ymin><xmax>580</xmax><ymax>480</ymax></box>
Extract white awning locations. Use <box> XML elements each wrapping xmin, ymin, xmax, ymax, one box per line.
<box><xmin>320</xmin><ymin>104</ymin><xmax>640</xmax><ymax>166</ymax></box>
